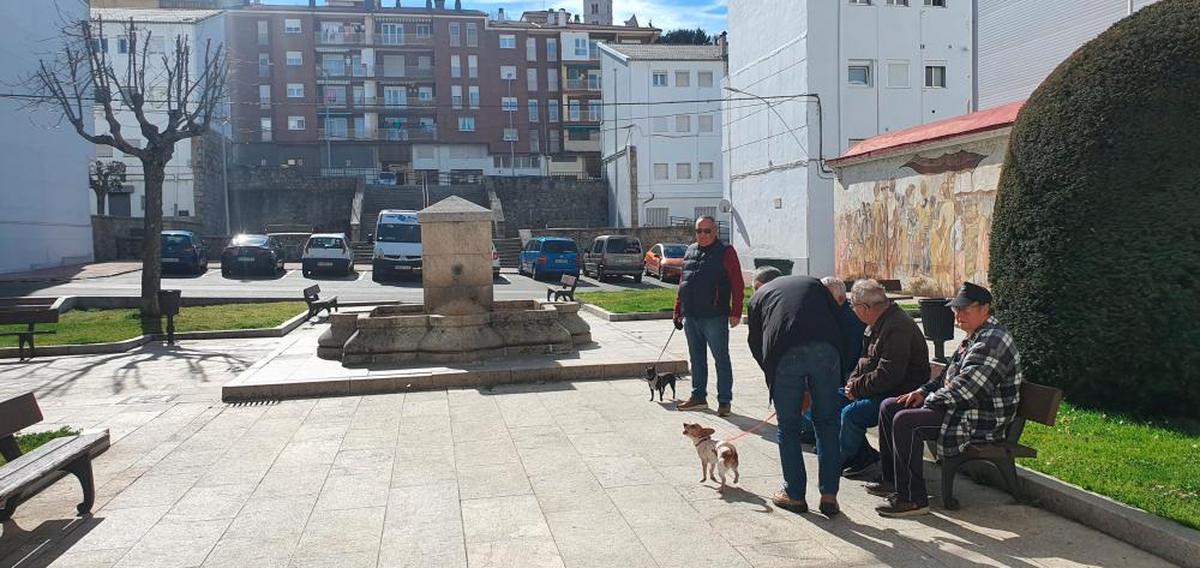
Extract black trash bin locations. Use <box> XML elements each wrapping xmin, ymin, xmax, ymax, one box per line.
<box><xmin>919</xmin><ymin>298</ymin><xmax>955</xmax><ymax>362</ymax></box>
<box><xmin>157</xmin><ymin>289</ymin><xmax>182</xmax><ymax>344</ymax></box>
<box><xmin>753</xmin><ymin>257</ymin><xmax>794</xmax><ymax>276</ymax></box>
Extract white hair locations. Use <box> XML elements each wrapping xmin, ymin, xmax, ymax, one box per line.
<box><xmin>753</xmin><ymin>266</ymin><xmax>783</xmax><ymax>286</ymax></box>
<box><xmin>849</xmin><ymin>279</ymin><xmax>888</xmax><ymax>307</ymax></box>
<box><xmin>820</xmin><ymin>276</ymin><xmax>847</xmax><ymax>302</ymax></box>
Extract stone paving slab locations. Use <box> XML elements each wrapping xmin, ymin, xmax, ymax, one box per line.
<box><xmin>0</xmin><ymin>318</ymin><xmax>1179</xmax><ymax>568</ymax></box>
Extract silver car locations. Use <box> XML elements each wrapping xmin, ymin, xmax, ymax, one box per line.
<box><xmin>583</xmin><ymin>235</ymin><xmax>644</xmax><ymax>282</ymax></box>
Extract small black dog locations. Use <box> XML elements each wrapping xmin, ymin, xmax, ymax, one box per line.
<box><xmin>645</xmin><ymin>366</ymin><xmax>678</xmax><ymax>402</ymax></box>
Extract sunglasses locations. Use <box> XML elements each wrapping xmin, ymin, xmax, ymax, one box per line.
<box><xmin>695</xmin><ymin>228</ymin><xmax>714</xmax><ymax>234</ymax></box>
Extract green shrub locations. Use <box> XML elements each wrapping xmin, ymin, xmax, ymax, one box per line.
<box><xmin>990</xmin><ymin>0</ymin><xmax>1200</xmax><ymax>417</ymax></box>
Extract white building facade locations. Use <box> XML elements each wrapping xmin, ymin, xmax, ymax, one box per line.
<box><xmin>0</xmin><ymin>1</ymin><xmax>94</xmax><ymax>273</ymax></box>
<box><xmin>724</xmin><ymin>0</ymin><xmax>972</xmax><ymax>277</ymax></box>
<box><xmin>974</xmin><ymin>0</ymin><xmax>1160</xmax><ymax>109</ymax></box>
<box><xmin>90</xmin><ymin>8</ymin><xmax>227</xmax><ymax>221</ymax></box>
<box><xmin>601</xmin><ymin>44</ymin><xmax>725</xmax><ymax>228</ymax></box>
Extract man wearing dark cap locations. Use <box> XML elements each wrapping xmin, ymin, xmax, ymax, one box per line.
<box><xmin>869</xmin><ymin>282</ymin><xmax>1023</xmax><ymax>517</ymax></box>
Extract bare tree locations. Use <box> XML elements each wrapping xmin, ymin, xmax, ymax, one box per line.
<box><xmin>30</xmin><ymin>16</ymin><xmax>227</xmax><ymax>328</ymax></box>
<box><xmin>88</xmin><ymin>159</ymin><xmax>126</xmax><ymax>215</ymax></box>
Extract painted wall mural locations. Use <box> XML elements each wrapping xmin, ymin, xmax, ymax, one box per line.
<box><xmin>833</xmin><ymin>135</ymin><xmax>1007</xmax><ymax>297</ymax></box>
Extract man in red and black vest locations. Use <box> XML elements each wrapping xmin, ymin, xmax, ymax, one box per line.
<box><xmin>673</xmin><ymin>216</ymin><xmax>745</xmax><ymax>417</ymax></box>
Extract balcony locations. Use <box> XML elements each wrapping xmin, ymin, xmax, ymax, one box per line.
<box><xmin>316</xmin><ymin>31</ymin><xmax>368</xmax><ymax>46</ymax></box>
<box><xmin>319</xmin><ymin>126</ymin><xmax>437</xmax><ymax>142</ymax></box>
<box><xmin>565</xmin><ymin>77</ymin><xmax>601</xmax><ymax>92</ymax></box>
<box><xmin>376</xmin><ymin>65</ymin><xmax>435</xmax><ymax>81</ymax></box>
<box><xmin>376</xmin><ymin>33</ymin><xmax>435</xmax><ymax>48</ymax></box>
<box><xmin>319</xmin><ymin>64</ymin><xmax>377</xmax><ymax>80</ymax></box>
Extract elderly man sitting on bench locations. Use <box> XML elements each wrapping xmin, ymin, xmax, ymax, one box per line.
<box><xmin>868</xmin><ymin>282</ymin><xmax>1023</xmax><ymax>518</ymax></box>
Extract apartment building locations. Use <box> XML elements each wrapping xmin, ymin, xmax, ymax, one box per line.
<box><xmin>224</xmin><ymin>0</ymin><xmax>658</xmax><ymax>182</ymax></box>
<box><xmin>724</xmin><ymin>0</ymin><xmax>972</xmax><ymax>277</ymax></box>
<box><xmin>600</xmin><ymin>44</ymin><xmax>725</xmax><ymax>228</ymax></box>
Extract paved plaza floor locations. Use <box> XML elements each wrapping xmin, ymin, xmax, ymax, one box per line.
<box><xmin>0</xmin><ymin>317</ymin><xmax>1177</xmax><ymax>568</ymax></box>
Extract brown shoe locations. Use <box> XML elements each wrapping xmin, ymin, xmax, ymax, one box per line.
<box><xmin>717</xmin><ymin>403</ymin><xmax>731</xmax><ymax>417</ymax></box>
<box><xmin>819</xmin><ymin>497</ymin><xmax>840</xmax><ymax>517</ymax></box>
<box><xmin>864</xmin><ymin>481</ymin><xmax>896</xmax><ymax>498</ymax></box>
<box><xmin>677</xmin><ymin>398</ymin><xmax>708</xmax><ymax>411</ymax></box>
<box><xmin>770</xmin><ymin>490</ymin><xmax>808</xmax><ymax>513</ymax></box>
<box><xmin>876</xmin><ymin>499</ymin><xmax>929</xmax><ymax>518</ymax></box>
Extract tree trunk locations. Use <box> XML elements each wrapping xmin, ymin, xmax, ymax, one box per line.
<box><xmin>140</xmin><ymin>160</ymin><xmax>165</xmax><ymax>333</ymax></box>
<box><xmin>94</xmin><ymin>190</ymin><xmax>106</xmax><ymax>216</ymax></box>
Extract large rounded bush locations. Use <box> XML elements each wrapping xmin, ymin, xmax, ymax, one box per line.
<box><xmin>990</xmin><ymin>0</ymin><xmax>1200</xmax><ymax>417</ymax></box>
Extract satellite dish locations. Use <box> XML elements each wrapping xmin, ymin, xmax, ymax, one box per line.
<box><xmin>719</xmin><ymin>198</ymin><xmax>732</xmax><ymax>213</ymax></box>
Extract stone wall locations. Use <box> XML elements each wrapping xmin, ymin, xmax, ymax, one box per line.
<box><xmin>529</xmin><ymin>226</ymin><xmax>695</xmax><ymax>250</ymax></box>
<box><xmin>92</xmin><ymin>215</ymin><xmax>205</xmax><ymax>261</ymax></box>
<box><xmin>228</xmin><ymin>167</ymin><xmax>360</xmax><ymax>235</ymax></box>
<box><xmin>486</xmin><ymin>177</ymin><xmax>608</xmax><ymax>238</ymax></box>
<box><xmin>190</xmin><ymin>129</ymin><xmax>229</xmax><ymax>236</ymax></box>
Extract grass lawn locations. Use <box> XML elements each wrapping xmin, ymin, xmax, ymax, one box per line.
<box><xmin>0</xmin><ymin>302</ymin><xmax>307</xmax><ymax>348</ymax></box>
<box><xmin>578</xmin><ymin>287</ymin><xmax>922</xmax><ymax>318</ymax></box>
<box><xmin>1019</xmin><ymin>403</ymin><xmax>1200</xmax><ymax>530</ymax></box>
<box><xmin>0</xmin><ymin>427</ymin><xmax>79</xmax><ymax>466</ymax></box>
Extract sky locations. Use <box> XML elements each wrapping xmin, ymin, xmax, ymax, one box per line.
<box><xmin>267</xmin><ymin>0</ymin><xmax>728</xmax><ymax>33</ymax></box>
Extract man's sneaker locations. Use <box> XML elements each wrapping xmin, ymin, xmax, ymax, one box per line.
<box><xmin>770</xmin><ymin>490</ymin><xmax>808</xmax><ymax>513</ymax></box>
<box><xmin>842</xmin><ymin>453</ymin><xmax>880</xmax><ymax>479</ymax></box>
<box><xmin>717</xmin><ymin>403</ymin><xmax>731</xmax><ymax>417</ymax></box>
<box><xmin>677</xmin><ymin>398</ymin><xmax>708</xmax><ymax>411</ymax></box>
<box><xmin>875</xmin><ymin>499</ymin><xmax>929</xmax><ymax>518</ymax></box>
<box><xmin>864</xmin><ymin>481</ymin><xmax>896</xmax><ymax>498</ymax></box>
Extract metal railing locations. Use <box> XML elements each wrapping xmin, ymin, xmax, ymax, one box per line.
<box><xmin>376</xmin><ymin>65</ymin><xmax>435</xmax><ymax>80</ymax></box>
<box><xmin>316</xmin><ymin>31</ymin><xmax>367</xmax><ymax>46</ymax></box>
<box><xmin>565</xmin><ymin>77</ymin><xmax>601</xmax><ymax>91</ymax></box>
<box><xmin>318</xmin><ymin>127</ymin><xmax>438</xmax><ymax>142</ymax></box>
<box><xmin>315</xmin><ymin>31</ymin><xmax>435</xmax><ymax>48</ymax></box>
<box><xmin>376</xmin><ymin>33</ymin><xmax>435</xmax><ymax>48</ymax></box>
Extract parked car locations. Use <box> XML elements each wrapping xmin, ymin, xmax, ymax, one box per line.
<box><xmin>302</xmin><ymin>233</ymin><xmax>353</xmax><ymax>277</ymax></box>
<box><xmin>220</xmin><ymin>234</ymin><xmax>285</xmax><ymax>277</ymax></box>
<box><xmin>160</xmin><ymin>230</ymin><xmax>208</xmax><ymax>275</ymax></box>
<box><xmin>644</xmin><ymin>242</ymin><xmax>687</xmax><ymax>282</ymax></box>
<box><xmin>372</xmin><ymin>209</ymin><xmax>421</xmax><ymax>283</ymax></box>
<box><xmin>518</xmin><ymin>237</ymin><xmax>580</xmax><ymax>281</ymax></box>
<box><xmin>491</xmin><ymin>242</ymin><xmax>502</xmax><ymax>279</ymax></box>
<box><xmin>583</xmin><ymin>235</ymin><xmax>644</xmax><ymax>282</ymax></box>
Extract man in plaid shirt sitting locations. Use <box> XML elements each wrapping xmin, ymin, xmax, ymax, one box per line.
<box><xmin>867</xmin><ymin>282</ymin><xmax>1023</xmax><ymax>517</ymax></box>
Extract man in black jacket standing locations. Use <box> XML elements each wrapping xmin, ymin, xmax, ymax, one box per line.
<box><xmin>747</xmin><ymin>271</ymin><xmax>845</xmax><ymax>516</ymax></box>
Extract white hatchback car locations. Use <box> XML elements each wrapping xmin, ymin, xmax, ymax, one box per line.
<box><xmin>302</xmin><ymin>233</ymin><xmax>354</xmax><ymax>277</ymax></box>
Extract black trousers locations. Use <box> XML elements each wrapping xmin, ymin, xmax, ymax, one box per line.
<box><xmin>879</xmin><ymin>397</ymin><xmax>944</xmax><ymax>506</ymax></box>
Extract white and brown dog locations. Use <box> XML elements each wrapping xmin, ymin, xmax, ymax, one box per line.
<box><xmin>682</xmin><ymin>423</ymin><xmax>740</xmax><ymax>491</ymax></box>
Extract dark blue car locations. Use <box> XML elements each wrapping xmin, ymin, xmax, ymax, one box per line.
<box><xmin>518</xmin><ymin>237</ymin><xmax>580</xmax><ymax>281</ymax></box>
<box><xmin>160</xmin><ymin>230</ymin><xmax>208</xmax><ymax>275</ymax></box>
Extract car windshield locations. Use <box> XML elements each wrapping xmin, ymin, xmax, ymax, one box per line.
<box><xmin>308</xmin><ymin>237</ymin><xmax>344</xmax><ymax>249</ymax></box>
<box><xmin>662</xmin><ymin>245</ymin><xmax>687</xmax><ymax>258</ymax></box>
<box><xmin>232</xmin><ymin>235</ymin><xmax>269</xmax><ymax>247</ymax></box>
<box><xmin>542</xmin><ymin>240</ymin><xmax>577</xmax><ymax>253</ymax></box>
<box><xmin>606</xmin><ymin>238</ymin><xmax>641</xmax><ymax>254</ymax></box>
<box><xmin>161</xmin><ymin>234</ymin><xmax>191</xmax><ymax>250</ymax></box>
<box><xmin>377</xmin><ymin>223</ymin><xmax>421</xmax><ymax>243</ymax></box>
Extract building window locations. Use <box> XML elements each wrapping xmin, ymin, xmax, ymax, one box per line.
<box><xmin>458</xmin><ymin>117</ymin><xmax>475</xmax><ymax>131</ymax></box>
<box><xmin>676</xmin><ymin>163</ymin><xmax>692</xmax><ymax>179</ymax></box>
<box><xmin>258</xmin><ymin>84</ymin><xmax>271</xmax><ymax>106</ymax></box>
<box><xmin>468</xmin><ymin>55</ymin><xmax>478</xmax><ymax>78</ymax></box>
<box><xmin>526</xmin><ymin>38</ymin><xmax>537</xmax><ymax>61</ymax></box>
<box><xmin>653</xmin><ymin>163</ymin><xmax>669</xmax><ymax>180</ymax></box>
<box><xmin>466</xmin><ymin>23</ymin><xmax>478</xmax><ymax>47</ymax></box>
<box><xmin>652</xmin><ymin>116</ymin><xmax>669</xmax><ymax>132</ymax></box>
<box><xmin>288</xmin><ymin>116</ymin><xmax>306</xmax><ymax>130</ymax></box>
<box><xmin>500</xmin><ymin>34</ymin><xmax>516</xmax><ymax>49</ymax></box>
<box><xmin>568</xmin><ymin>100</ymin><xmax>581</xmax><ymax>121</ymax></box>
<box><xmin>652</xmin><ymin>71</ymin><xmax>668</xmax><ymax>87</ymax></box>
<box><xmin>449</xmin><ymin>22</ymin><xmax>461</xmax><ymax>46</ymax></box>
<box><xmin>500</xmin><ymin>65</ymin><xmax>517</xmax><ymax>80</ymax></box>
<box><xmin>323</xmin><ymin>85</ymin><xmax>346</xmax><ymax>106</ymax></box>
<box><xmin>287</xmin><ymin>83</ymin><xmax>304</xmax><ymax>98</ymax></box>
<box><xmin>451</xmin><ymin>55</ymin><xmax>462</xmax><ymax>78</ymax></box>
<box><xmin>284</xmin><ymin>18</ymin><xmax>301</xmax><ymax>33</ymax></box>
<box><xmin>848</xmin><ymin>62</ymin><xmax>873</xmax><ymax>87</ymax></box>
<box><xmin>925</xmin><ymin>64</ymin><xmax>947</xmax><ymax>88</ymax></box>
<box><xmin>850</xmin><ymin>0</ymin><xmax>871</xmax><ymax>4</ymax></box>
<box><xmin>529</xmin><ymin>129</ymin><xmax>540</xmax><ymax>153</ymax></box>
<box><xmin>324</xmin><ymin>116</ymin><xmax>347</xmax><ymax>138</ymax></box>
<box><xmin>887</xmin><ymin>0</ymin><xmax>909</xmax><ymax>5</ymax></box>
<box><xmin>469</xmin><ymin>86</ymin><xmax>480</xmax><ymax>109</ymax></box>
<box><xmin>418</xmin><ymin>55</ymin><xmax>432</xmax><ymax>69</ymax></box>
<box><xmin>644</xmin><ymin>207</ymin><xmax>668</xmax><ymax>226</ymax></box>
<box><xmin>675</xmin><ymin>71</ymin><xmax>690</xmax><ymax>87</ymax></box>
<box><xmin>547</xmin><ymin>70</ymin><xmax>559</xmax><ymax>91</ymax></box>
<box><xmin>675</xmin><ymin>114</ymin><xmax>691</xmax><ymax>132</ymax></box>
<box><xmin>527</xmin><ymin>68</ymin><xmax>538</xmax><ymax>91</ymax></box>
<box><xmin>887</xmin><ymin>61</ymin><xmax>910</xmax><ymax>88</ymax></box>
<box><xmin>286</xmin><ymin>51</ymin><xmax>302</xmax><ymax>66</ymax></box>
<box><xmin>384</xmin><ymin>86</ymin><xmax>406</xmax><ymax>106</ymax></box>
<box><xmin>258</xmin><ymin>53</ymin><xmax>270</xmax><ymax>77</ymax></box>
<box><xmin>353</xmin><ymin>85</ymin><xmax>365</xmax><ymax>105</ymax></box>
<box><xmin>502</xmin><ymin>96</ymin><xmax>518</xmax><ymax>112</ymax></box>
<box><xmin>257</xmin><ymin>20</ymin><xmax>269</xmax><ymax>45</ymax></box>
<box><xmin>587</xmin><ymin>102</ymin><xmax>601</xmax><ymax>122</ymax></box>
<box><xmin>698</xmin><ymin>71</ymin><xmax>714</xmax><ymax>87</ymax></box>
<box><xmin>528</xmin><ymin>99</ymin><xmax>539</xmax><ymax>121</ymax></box>
<box><xmin>548</xmin><ymin>130</ymin><xmax>561</xmax><ymax>152</ymax></box>
<box><xmin>698</xmin><ymin>162</ymin><xmax>714</xmax><ymax>180</ymax></box>
<box><xmin>547</xmin><ymin>38</ymin><xmax>558</xmax><ymax>61</ymax></box>
<box><xmin>924</xmin><ymin>0</ymin><xmax>946</xmax><ymax>6</ymax></box>
<box><xmin>418</xmin><ymin>86</ymin><xmax>434</xmax><ymax>102</ymax></box>
<box><xmin>503</xmin><ymin>128</ymin><xmax>518</xmax><ymax>141</ymax></box>
<box><xmin>415</xmin><ymin>23</ymin><xmax>432</xmax><ymax>38</ymax></box>
<box><xmin>699</xmin><ymin>114</ymin><xmax>714</xmax><ymax>132</ymax></box>
<box><xmin>260</xmin><ymin>117</ymin><xmax>272</xmax><ymax>141</ymax></box>
<box><xmin>547</xmin><ymin>100</ymin><xmax>559</xmax><ymax>122</ymax></box>
<box><xmin>451</xmin><ymin>85</ymin><xmax>463</xmax><ymax>109</ymax></box>
<box><xmin>574</xmin><ymin>38</ymin><xmax>588</xmax><ymax>57</ymax></box>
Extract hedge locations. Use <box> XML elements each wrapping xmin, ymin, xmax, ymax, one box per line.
<box><xmin>990</xmin><ymin>0</ymin><xmax>1200</xmax><ymax>417</ymax></box>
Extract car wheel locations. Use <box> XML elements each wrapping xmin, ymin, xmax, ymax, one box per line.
<box><xmin>303</xmin><ymin>268</ymin><xmax>311</xmax><ymax>278</ymax></box>
<box><xmin>596</xmin><ymin>268</ymin><xmax>605</xmax><ymax>281</ymax></box>
<box><xmin>634</xmin><ymin>273</ymin><xmax>643</xmax><ymax>284</ymax></box>
<box><xmin>531</xmin><ymin>265</ymin><xmax>540</xmax><ymax>281</ymax></box>
<box><xmin>221</xmin><ymin>267</ymin><xmax>231</xmax><ymax>278</ymax></box>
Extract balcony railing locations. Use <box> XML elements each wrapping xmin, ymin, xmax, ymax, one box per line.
<box><xmin>315</xmin><ymin>31</ymin><xmax>434</xmax><ymax>48</ymax></box>
<box><xmin>376</xmin><ymin>65</ymin><xmax>435</xmax><ymax>80</ymax></box>
<box><xmin>376</xmin><ymin>33</ymin><xmax>434</xmax><ymax>48</ymax></box>
<box><xmin>318</xmin><ymin>127</ymin><xmax>438</xmax><ymax>142</ymax></box>
<box><xmin>565</xmin><ymin>77</ymin><xmax>601</xmax><ymax>91</ymax></box>
<box><xmin>317</xmin><ymin>31</ymin><xmax>367</xmax><ymax>46</ymax></box>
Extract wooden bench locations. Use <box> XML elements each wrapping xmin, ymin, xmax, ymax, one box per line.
<box><xmin>1</xmin><ymin>392</ymin><xmax>110</xmax><ymax>521</ymax></box>
<box><xmin>303</xmin><ymin>285</ymin><xmax>338</xmax><ymax>320</ymax></box>
<box><xmin>546</xmin><ymin>274</ymin><xmax>579</xmax><ymax>302</ymax></box>
<box><xmin>0</xmin><ymin>308</ymin><xmax>59</xmax><ymax>361</ymax></box>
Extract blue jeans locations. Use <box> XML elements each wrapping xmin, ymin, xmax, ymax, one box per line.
<box><xmin>840</xmin><ymin>396</ymin><xmax>883</xmax><ymax>465</ymax></box>
<box><xmin>774</xmin><ymin>341</ymin><xmax>842</xmax><ymax>498</ymax></box>
<box><xmin>684</xmin><ymin>316</ymin><xmax>733</xmax><ymax>404</ymax></box>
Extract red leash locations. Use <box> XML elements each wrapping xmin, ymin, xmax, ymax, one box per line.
<box><xmin>724</xmin><ymin>409</ymin><xmax>778</xmax><ymax>442</ymax></box>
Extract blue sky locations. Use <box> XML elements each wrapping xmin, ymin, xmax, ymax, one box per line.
<box><xmin>267</xmin><ymin>0</ymin><xmax>727</xmax><ymax>32</ymax></box>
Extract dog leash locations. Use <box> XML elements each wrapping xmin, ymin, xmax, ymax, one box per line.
<box><xmin>654</xmin><ymin>325</ymin><xmax>677</xmax><ymax>365</ymax></box>
<box><xmin>724</xmin><ymin>408</ymin><xmax>778</xmax><ymax>442</ymax></box>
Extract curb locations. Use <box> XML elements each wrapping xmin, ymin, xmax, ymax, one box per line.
<box><xmin>579</xmin><ymin>304</ymin><xmax>674</xmax><ymax>322</ymax></box>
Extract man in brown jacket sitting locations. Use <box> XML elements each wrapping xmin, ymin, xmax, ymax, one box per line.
<box><xmin>840</xmin><ymin>279</ymin><xmax>931</xmax><ymax>477</ymax></box>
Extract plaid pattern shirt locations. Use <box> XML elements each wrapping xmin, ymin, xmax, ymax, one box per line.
<box><xmin>919</xmin><ymin>317</ymin><xmax>1023</xmax><ymax>457</ymax></box>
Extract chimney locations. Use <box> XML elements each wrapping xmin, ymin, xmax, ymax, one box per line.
<box><xmin>498</xmin><ymin>7</ymin><xmax>505</xmax><ymax>20</ymax></box>
<box><xmin>454</xmin><ymin>0</ymin><xmax>461</xmax><ymax>9</ymax></box>
<box><xmin>309</xmin><ymin>0</ymin><xmax>316</xmax><ymax>6</ymax></box>
<box><xmin>558</xmin><ymin>8</ymin><xmax>568</xmax><ymax>26</ymax></box>
<box><xmin>434</xmin><ymin>0</ymin><xmax>444</xmax><ymax>8</ymax></box>
<box><xmin>426</xmin><ymin>0</ymin><xmax>432</xmax><ymax>9</ymax></box>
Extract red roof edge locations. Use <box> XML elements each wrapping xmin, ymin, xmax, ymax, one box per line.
<box><xmin>829</xmin><ymin>100</ymin><xmax>1025</xmax><ymax>166</ymax></box>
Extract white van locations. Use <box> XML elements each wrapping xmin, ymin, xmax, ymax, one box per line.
<box><xmin>372</xmin><ymin>209</ymin><xmax>422</xmax><ymax>282</ymax></box>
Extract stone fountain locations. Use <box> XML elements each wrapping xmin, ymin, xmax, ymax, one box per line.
<box><xmin>317</xmin><ymin>197</ymin><xmax>590</xmax><ymax>365</ymax></box>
